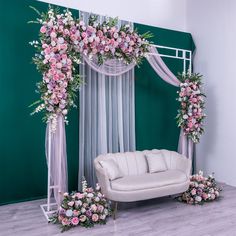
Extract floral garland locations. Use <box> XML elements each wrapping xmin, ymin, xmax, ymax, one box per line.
<box><xmin>176</xmin><ymin>72</ymin><xmax>206</xmax><ymax>143</ymax></box>
<box><xmin>50</xmin><ymin>179</ymin><xmax>111</xmax><ymax>232</ymax></box>
<box><xmin>178</xmin><ymin>171</ymin><xmax>222</xmax><ymax>205</ymax></box>
<box><xmin>29</xmin><ymin>6</ymin><xmax>152</xmax><ymax>131</ymax></box>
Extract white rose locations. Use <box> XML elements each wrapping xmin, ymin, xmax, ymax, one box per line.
<box><xmin>81</xmin><ymin>207</ymin><xmax>86</xmax><ymax>213</ymax></box>
<box><xmin>183</xmin><ymin>114</ymin><xmax>188</xmax><ymax>119</ymax></box>
<box><xmin>195</xmin><ymin>196</ymin><xmax>202</xmax><ymax>202</ymax></box>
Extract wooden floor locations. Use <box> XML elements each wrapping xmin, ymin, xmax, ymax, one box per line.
<box><xmin>1</xmin><ymin>184</ymin><xmax>236</xmax><ymax>236</ymax></box>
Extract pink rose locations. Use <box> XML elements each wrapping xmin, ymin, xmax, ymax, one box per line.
<box><xmin>42</xmin><ymin>43</ymin><xmax>48</xmax><ymax>49</ymax></box>
<box><xmin>50</xmin><ymin>31</ymin><xmax>57</xmax><ymax>38</ymax></box>
<box><xmin>71</xmin><ymin>217</ymin><xmax>79</xmax><ymax>226</ymax></box>
<box><xmin>61</xmin><ymin>44</ymin><xmax>68</xmax><ymax>50</ymax></box>
<box><xmin>64</xmin><ymin>29</ymin><xmax>70</xmax><ymax>35</ymax></box>
<box><xmin>62</xmin><ymin>218</ymin><xmax>70</xmax><ymax>226</ymax></box>
<box><xmin>40</xmin><ymin>26</ymin><xmax>47</xmax><ymax>34</ymax></box>
<box><xmin>44</xmin><ymin>47</ymin><xmax>51</xmax><ymax>55</ymax></box>
<box><xmin>92</xmin><ymin>214</ymin><xmax>99</xmax><ymax>222</ymax></box>
<box><xmin>76</xmin><ymin>193</ymin><xmax>84</xmax><ymax>199</ymax></box>
<box><xmin>68</xmin><ymin>201</ymin><xmax>74</xmax><ymax>207</ymax></box>
<box><xmin>97</xmin><ymin>205</ymin><xmax>104</xmax><ymax>212</ymax></box>
<box><xmin>104</xmin><ymin>46</ymin><xmax>110</xmax><ymax>52</ymax></box>
<box><xmin>73</xmin><ymin>210</ymin><xmax>79</xmax><ymax>216</ymax></box>
<box><xmin>191</xmin><ymin>189</ymin><xmax>196</xmax><ymax>195</ymax></box>
<box><xmin>202</xmin><ymin>193</ymin><xmax>208</xmax><ymax>200</ymax></box>
<box><xmin>81</xmin><ymin>32</ymin><xmax>87</xmax><ymax>38</ymax></box>
<box><xmin>56</xmin><ymin>62</ymin><xmax>62</xmax><ymax>69</ymax></box>
<box><xmin>97</xmin><ymin>30</ymin><xmax>103</xmax><ymax>37</ymax></box>
<box><xmin>188</xmin><ymin>122</ymin><xmax>193</xmax><ymax>128</ymax></box>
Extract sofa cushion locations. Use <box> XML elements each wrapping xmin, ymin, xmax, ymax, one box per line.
<box><xmin>145</xmin><ymin>152</ymin><xmax>167</xmax><ymax>173</ymax></box>
<box><xmin>99</xmin><ymin>159</ymin><xmax>123</xmax><ymax>181</ymax></box>
<box><xmin>111</xmin><ymin>170</ymin><xmax>187</xmax><ymax>191</ymax></box>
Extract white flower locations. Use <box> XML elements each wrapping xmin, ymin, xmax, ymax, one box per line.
<box><xmin>87</xmin><ymin>193</ymin><xmax>94</xmax><ymax>198</ymax></box>
<box><xmin>62</xmin><ymin>109</ymin><xmax>68</xmax><ymax>115</ymax></box>
<box><xmin>66</xmin><ymin>209</ymin><xmax>73</xmax><ymax>217</ymax></box>
<box><xmin>183</xmin><ymin>114</ymin><xmax>188</xmax><ymax>119</ymax></box>
<box><xmin>58</xmin><ymin>37</ymin><xmax>64</xmax><ymax>44</ymax></box>
<box><xmin>95</xmin><ymin>197</ymin><xmax>100</xmax><ymax>202</ymax></box>
<box><xmin>100</xmin><ymin>214</ymin><xmax>106</xmax><ymax>220</ymax></box>
<box><xmin>81</xmin><ymin>207</ymin><xmax>86</xmax><ymax>213</ymax></box>
<box><xmin>195</xmin><ymin>196</ymin><xmax>202</xmax><ymax>202</ymax></box>
<box><xmin>199</xmin><ymin>170</ymin><xmax>203</xmax><ymax>176</ymax></box>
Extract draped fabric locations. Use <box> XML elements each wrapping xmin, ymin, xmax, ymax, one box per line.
<box><xmin>45</xmin><ymin>115</ymin><xmax>68</xmax><ymax>205</ymax></box>
<box><xmin>78</xmin><ymin>12</ymin><xmax>136</xmax><ymax>189</ymax></box>
<box><xmin>83</xmin><ymin>56</ymin><xmax>136</xmax><ymax>76</ymax></box>
<box><xmin>146</xmin><ymin>46</ymin><xmax>193</xmax><ymax>159</ymax></box>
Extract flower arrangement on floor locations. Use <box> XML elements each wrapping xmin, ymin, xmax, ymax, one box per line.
<box><xmin>50</xmin><ymin>179</ymin><xmax>111</xmax><ymax>232</ymax></box>
<box><xmin>29</xmin><ymin>5</ymin><xmax>151</xmax><ymax>131</ymax></box>
<box><xmin>178</xmin><ymin>171</ymin><xmax>222</xmax><ymax>205</ymax></box>
<box><xmin>176</xmin><ymin>72</ymin><xmax>206</xmax><ymax>143</ymax></box>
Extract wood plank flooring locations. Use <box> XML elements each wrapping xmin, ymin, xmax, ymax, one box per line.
<box><xmin>0</xmin><ymin>184</ymin><xmax>236</xmax><ymax>236</ymax></box>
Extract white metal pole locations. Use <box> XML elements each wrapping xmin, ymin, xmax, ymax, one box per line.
<box><xmin>47</xmin><ymin>122</ymin><xmax>51</xmax><ymax>212</ymax></box>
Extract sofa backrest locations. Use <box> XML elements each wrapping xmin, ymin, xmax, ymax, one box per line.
<box><xmin>95</xmin><ymin>149</ymin><xmax>183</xmax><ymax>176</ymax></box>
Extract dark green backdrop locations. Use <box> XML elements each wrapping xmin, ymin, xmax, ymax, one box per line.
<box><xmin>0</xmin><ymin>0</ymin><xmax>194</xmax><ymax>205</ymax></box>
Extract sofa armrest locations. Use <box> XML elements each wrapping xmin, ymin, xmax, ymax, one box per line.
<box><xmin>94</xmin><ymin>161</ymin><xmax>111</xmax><ymax>198</ymax></box>
<box><xmin>175</xmin><ymin>155</ymin><xmax>192</xmax><ymax>177</ymax></box>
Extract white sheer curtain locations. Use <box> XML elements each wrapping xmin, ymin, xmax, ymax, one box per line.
<box><xmin>78</xmin><ymin>12</ymin><xmax>136</xmax><ymax>189</ymax></box>
<box><xmin>146</xmin><ymin>46</ymin><xmax>193</xmax><ymax>159</ymax></box>
<box><xmin>45</xmin><ymin>115</ymin><xmax>68</xmax><ymax>205</ymax></box>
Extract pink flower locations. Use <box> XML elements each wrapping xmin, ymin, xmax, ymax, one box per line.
<box><xmin>62</xmin><ymin>218</ymin><xmax>70</xmax><ymax>226</ymax></box>
<box><xmin>76</xmin><ymin>193</ymin><xmax>84</xmax><ymax>199</ymax></box>
<box><xmin>81</xmin><ymin>32</ymin><xmax>87</xmax><ymax>38</ymax></box>
<box><xmin>61</xmin><ymin>44</ymin><xmax>68</xmax><ymax>50</ymax></box>
<box><xmin>40</xmin><ymin>26</ymin><xmax>47</xmax><ymax>34</ymax></box>
<box><xmin>73</xmin><ymin>210</ymin><xmax>79</xmax><ymax>216</ymax></box>
<box><xmin>202</xmin><ymin>193</ymin><xmax>208</xmax><ymax>200</ymax></box>
<box><xmin>64</xmin><ymin>29</ymin><xmax>70</xmax><ymax>35</ymax></box>
<box><xmin>97</xmin><ymin>30</ymin><xmax>103</xmax><ymax>37</ymax></box>
<box><xmin>188</xmin><ymin>122</ymin><xmax>193</xmax><ymax>128</ymax></box>
<box><xmin>44</xmin><ymin>48</ymin><xmax>51</xmax><ymax>55</ymax></box>
<box><xmin>68</xmin><ymin>201</ymin><xmax>74</xmax><ymax>207</ymax></box>
<box><xmin>71</xmin><ymin>217</ymin><xmax>79</xmax><ymax>225</ymax></box>
<box><xmin>56</xmin><ymin>62</ymin><xmax>62</xmax><ymax>69</ymax></box>
<box><xmin>97</xmin><ymin>205</ymin><xmax>104</xmax><ymax>212</ymax></box>
<box><xmin>104</xmin><ymin>46</ymin><xmax>109</xmax><ymax>52</ymax></box>
<box><xmin>92</xmin><ymin>214</ymin><xmax>99</xmax><ymax>222</ymax></box>
<box><xmin>191</xmin><ymin>189</ymin><xmax>196</xmax><ymax>195</ymax></box>
<box><xmin>50</xmin><ymin>31</ymin><xmax>57</xmax><ymax>38</ymax></box>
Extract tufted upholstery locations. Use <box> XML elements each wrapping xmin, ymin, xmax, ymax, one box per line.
<box><xmin>94</xmin><ymin>149</ymin><xmax>192</xmax><ymax>202</ymax></box>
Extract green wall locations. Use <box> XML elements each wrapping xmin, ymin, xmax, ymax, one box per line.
<box><xmin>134</xmin><ymin>24</ymin><xmax>195</xmax><ymax>151</ymax></box>
<box><xmin>0</xmin><ymin>0</ymin><xmax>79</xmax><ymax>205</ymax></box>
<box><xmin>0</xmin><ymin>0</ymin><xmax>194</xmax><ymax>205</ymax></box>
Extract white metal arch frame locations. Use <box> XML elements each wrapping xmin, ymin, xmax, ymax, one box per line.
<box><xmin>40</xmin><ymin>44</ymin><xmax>192</xmax><ymax>220</ymax></box>
<box><xmin>151</xmin><ymin>44</ymin><xmax>192</xmax><ymax>74</ymax></box>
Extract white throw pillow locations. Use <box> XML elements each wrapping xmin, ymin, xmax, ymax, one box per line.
<box><xmin>145</xmin><ymin>153</ymin><xmax>168</xmax><ymax>173</ymax></box>
<box><xmin>99</xmin><ymin>159</ymin><xmax>123</xmax><ymax>181</ymax></box>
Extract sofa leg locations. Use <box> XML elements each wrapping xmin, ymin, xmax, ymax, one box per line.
<box><xmin>112</xmin><ymin>201</ymin><xmax>118</xmax><ymax>220</ymax></box>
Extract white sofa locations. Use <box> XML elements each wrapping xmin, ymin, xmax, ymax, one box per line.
<box><xmin>94</xmin><ymin>149</ymin><xmax>191</xmax><ymax>203</ymax></box>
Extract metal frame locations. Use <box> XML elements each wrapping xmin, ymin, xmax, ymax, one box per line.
<box><xmin>150</xmin><ymin>44</ymin><xmax>192</xmax><ymax>74</ymax></box>
<box><xmin>40</xmin><ymin>122</ymin><xmax>59</xmax><ymax>221</ymax></box>
<box><xmin>40</xmin><ymin>44</ymin><xmax>192</xmax><ymax>221</ymax></box>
